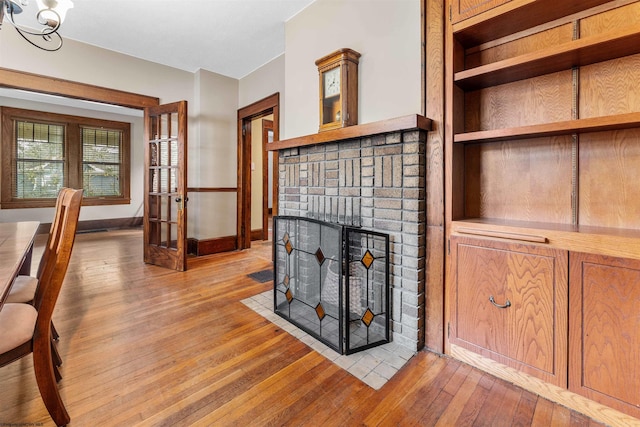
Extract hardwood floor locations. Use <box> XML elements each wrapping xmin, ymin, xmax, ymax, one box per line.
<box><xmin>0</xmin><ymin>229</ymin><xmax>607</xmax><ymax>426</ymax></box>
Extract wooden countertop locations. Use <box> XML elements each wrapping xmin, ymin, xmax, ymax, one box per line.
<box><xmin>267</xmin><ymin>114</ymin><xmax>432</xmax><ymax>151</ymax></box>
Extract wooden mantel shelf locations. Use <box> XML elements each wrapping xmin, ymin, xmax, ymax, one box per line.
<box><xmin>267</xmin><ymin>114</ymin><xmax>432</xmax><ymax>151</ymax></box>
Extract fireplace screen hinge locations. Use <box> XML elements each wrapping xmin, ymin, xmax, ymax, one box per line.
<box><xmin>447</xmin><ymin>322</ymin><xmax>451</xmax><ymax>338</ymax></box>
<box><xmin>449</xmin><ymin>4</ymin><xmax>452</xmax><ymax>21</ymax></box>
<box><xmin>447</xmin><ymin>238</ymin><xmax>450</xmax><ymax>255</ymax></box>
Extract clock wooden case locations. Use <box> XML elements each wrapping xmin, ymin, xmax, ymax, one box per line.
<box><xmin>315</xmin><ymin>48</ymin><xmax>360</xmax><ymax>132</ymax></box>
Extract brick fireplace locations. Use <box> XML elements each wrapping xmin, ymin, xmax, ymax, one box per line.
<box><xmin>270</xmin><ymin>115</ymin><xmax>430</xmax><ymax>351</ymax></box>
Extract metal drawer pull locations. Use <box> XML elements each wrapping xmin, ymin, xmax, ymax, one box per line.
<box><xmin>489</xmin><ymin>295</ymin><xmax>511</xmax><ymax>309</ymax></box>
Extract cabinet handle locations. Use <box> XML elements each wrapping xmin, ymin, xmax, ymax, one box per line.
<box><xmin>489</xmin><ymin>295</ymin><xmax>511</xmax><ymax>309</ymax></box>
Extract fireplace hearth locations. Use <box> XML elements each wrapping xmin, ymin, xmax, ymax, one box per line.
<box><xmin>274</xmin><ymin>216</ymin><xmax>390</xmax><ymax>354</ymax></box>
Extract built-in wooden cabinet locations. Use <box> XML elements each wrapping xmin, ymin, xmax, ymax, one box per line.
<box><xmin>449</xmin><ymin>236</ymin><xmax>568</xmax><ymax>386</ymax></box>
<box><xmin>569</xmin><ymin>252</ymin><xmax>640</xmax><ymax>419</ymax></box>
<box><xmin>450</xmin><ymin>0</ymin><xmax>512</xmax><ymax>24</ymax></box>
<box><xmin>445</xmin><ymin>0</ymin><xmax>640</xmax><ymax>422</ymax></box>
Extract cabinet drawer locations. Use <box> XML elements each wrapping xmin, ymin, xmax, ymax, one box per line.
<box><xmin>449</xmin><ymin>236</ymin><xmax>568</xmax><ymax>386</ymax></box>
<box><xmin>569</xmin><ymin>252</ymin><xmax>640</xmax><ymax>418</ymax></box>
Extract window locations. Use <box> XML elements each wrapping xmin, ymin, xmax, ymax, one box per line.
<box><xmin>1</xmin><ymin>107</ymin><xmax>131</xmax><ymax>208</ymax></box>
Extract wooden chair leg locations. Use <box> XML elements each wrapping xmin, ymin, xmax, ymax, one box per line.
<box><xmin>33</xmin><ymin>331</ymin><xmax>70</xmax><ymax>426</ymax></box>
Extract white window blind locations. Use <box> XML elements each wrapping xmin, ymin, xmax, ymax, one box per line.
<box><xmin>82</xmin><ymin>127</ymin><xmax>122</xmax><ymax>197</ymax></box>
<box><xmin>15</xmin><ymin>121</ymin><xmax>65</xmax><ymax>198</ymax></box>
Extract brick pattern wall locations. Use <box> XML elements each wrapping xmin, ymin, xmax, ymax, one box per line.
<box><xmin>278</xmin><ymin>129</ymin><xmax>427</xmax><ymax>351</ymax></box>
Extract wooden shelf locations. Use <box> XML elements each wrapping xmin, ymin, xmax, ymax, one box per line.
<box><xmin>454</xmin><ymin>112</ymin><xmax>640</xmax><ymax>144</ymax></box>
<box><xmin>455</xmin><ymin>27</ymin><xmax>640</xmax><ymax>90</ymax></box>
<box><xmin>452</xmin><ymin>0</ymin><xmax>613</xmax><ymax>46</ymax></box>
<box><xmin>267</xmin><ymin>114</ymin><xmax>431</xmax><ymax>151</ymax></box>
<box><xmin>451</xmin><ymin>218</ymin><xmax>640</xmax><ymax>260</ymax></box>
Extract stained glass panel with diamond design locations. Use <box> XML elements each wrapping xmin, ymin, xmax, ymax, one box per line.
<box><xmin>361</xmin><ymin>308</ymin><xmax>375</xmax><ymax>327</ymax></box>
<box><xmin>361</xmin><ymin>250</ymin><xmax>374</xmax><ymax>269</ymax></box>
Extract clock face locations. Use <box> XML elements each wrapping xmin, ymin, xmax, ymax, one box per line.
<box><xmin>323</xmin><ymin>67</ymin><xmax>341</xmax><ymax>98</ymax></box>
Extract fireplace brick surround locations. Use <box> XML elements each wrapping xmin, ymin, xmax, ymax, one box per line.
<box><xmin>272</xmin><ymin>117</ymin><xmax>430</xmax><ymax>351</ymax></box>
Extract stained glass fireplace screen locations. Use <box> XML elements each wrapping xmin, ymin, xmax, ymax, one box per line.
<box><xmin>273</xmin><ymin>216</ymin><xmax>390</xmax><ymax>355</ymax></box>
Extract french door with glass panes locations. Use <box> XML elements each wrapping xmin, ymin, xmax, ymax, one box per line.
<box><xmin>143</xmin><ymin>101</ymin><xmax>188</xmax><ymax>271</ymax></box>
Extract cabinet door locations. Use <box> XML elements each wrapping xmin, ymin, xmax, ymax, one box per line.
<box><xmin>569</xmin><ymin>253</ymin><xmax>640</xmax><ymax>418</ymax></box>
<box><xmin>450</xmin><ymin>236</ymin><xmax>568</xmax><ymax>386</ymax></box>
<box><xmin>450</xmin><ymin>0</ymin><xmax>512</xmax><ymax>23</ymax></box>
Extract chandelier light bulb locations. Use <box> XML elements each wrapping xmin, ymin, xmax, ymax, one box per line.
<box><xmin>36</xmin><ymin>0</ymin><xmax>72</xmax><ymax>26</ymax></box>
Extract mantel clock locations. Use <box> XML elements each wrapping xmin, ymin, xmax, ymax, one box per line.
<box><xmin>315</xmin><ymin>48</ymin><xmax>360</xmax><ymax>132</ymax></box>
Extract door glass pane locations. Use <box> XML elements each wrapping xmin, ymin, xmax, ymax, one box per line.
<box><xmin>150</xmin><ymin>141</ymin><xmax>158</xmax><ymax>166</ymax></box>
<box><xmin>158</xmin><ymin>139</ymin><xmax>168</xmax><ymax>167</ymax></box>
<box><xmin>160</xmin><ymin>222</ymin><xmax>168</xmax><ymax>248</ymax></box>
<box><xmin>160</xmin><ymin>168</ymin><xmax>169</xmax><ymax>193</ymax></box>
<box><xmin>170</xmin><ymin>167</ymin><xmax>178</xmax><ymax>193</ymax></box>
<box><xmin>149</xmin><ymin>168</ymin><xmax>157</xmax><ymax>193</ymax></box>
<box><xmin>170</xmin><ymin>112</ymin><xmax>178</xmax><ymax>139</ymax></box>
<box><xmin>149</xmin><ymin>221</ymin><xmax>160</xmax><ymax>245</ymax></box>
<box><xmin>169</xmin><ymin>139</ymin><xmax>179</xmax><ymax>167</ymax></box>
<box><xmin>171</xmin><ymin>195</ymin><xmax>178</xmax><ymax>222</ymax></box>
<box><xmin>170</xmin><ymin>223</ymin><xmax>178</xmax><ymax>249</ymax></box>
<box><xmin>149</xmin><ymin>195</ymin><xmax>159</xmax><ymax>219</ymax></box>
<box><xmin>160</xmin><ymin>113</ymin><xmax>168</xmax><ymax>140</ymax></box>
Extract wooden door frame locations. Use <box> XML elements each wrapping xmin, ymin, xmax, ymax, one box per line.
<box><xmin>236</xmin><ymin>93</ymin><xmax>280</xmax><ymax>250</ymax></box>
<box><xmin>261</xmin><ymin>119</ymin><xmax>274</xmax><ymax>241</ymax></box>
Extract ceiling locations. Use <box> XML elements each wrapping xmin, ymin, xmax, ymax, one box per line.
<box><xmin>51</xmin><ymin>0</ymin><xmax>316</xmax><ymax>79</ymax></box>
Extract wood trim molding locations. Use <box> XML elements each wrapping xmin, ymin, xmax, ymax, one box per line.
<box><xmin>187</xmin><ymin>187</ymin><xmax>237</xmax><ymax>193</ymax></box>
<box><xmin>237</xmin><ymin>93</ymin><xmax>280</xmax><ymax>251</ymax></box>
<box><xmin>0</xmin><ymin>67</ymin><xmax>159</xmax><ymax>109</ymax></box>
<box><xmin>237</xmin><ymin>93</ymin><xmax>280</xmax><ymax>120</ymax></box>
<box><xmin>425</xmin><ymin>0</ymin><xmax>446</xmax><ymax>354</ymax></box>
<box><xmin>187</xmin><ymin>235</ymin><xmax>237</xmax><ymax>256</ymax></box>
<box><xmin>37</xmin><ymin>216</ymin><xmax>143</xmax><ymax>235</ymax></box>
<box><xmin>268</xmin><ymin>114</ymin><xmax>432</xmax><ymax>151</ymax></box>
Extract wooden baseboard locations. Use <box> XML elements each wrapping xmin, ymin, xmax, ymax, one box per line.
<box><xmin>450</xmin><ymin>344</ymin><xmax>639</xmax><ymax>427</ymax></box>
<box><xmin>37</xmin><ymin>216</ymin><xmax>143</xmax><ymax>234</ymax></box>
<box><xmin>251</xmin><ymin>229</ymin><xmax>265</xmax><ymax>241</ymax></box>
<box><xmin>187</xmin><ymin>235</ymin><xmax>237</xmax><ymax>256</ymax></box>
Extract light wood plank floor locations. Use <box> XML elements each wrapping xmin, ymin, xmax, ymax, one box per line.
<box><xmin>0</xmin><ymin>229</ymin><xmax>606</xmax><ymax>426</ymax></box>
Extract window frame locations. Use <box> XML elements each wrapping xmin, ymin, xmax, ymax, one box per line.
<box><xmin>1</xmin><ymin>106</ymin><xmax>131</xmax><ymax>209</ymax></box>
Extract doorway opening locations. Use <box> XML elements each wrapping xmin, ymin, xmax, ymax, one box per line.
<box><xmin>237</xmin><ymin>93</ymin><xmax>279</xmax><ymax>250</ymax></box>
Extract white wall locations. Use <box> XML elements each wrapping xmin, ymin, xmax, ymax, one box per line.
<box><xmin>0</xmin><ymin>28</ymin><xmax>239</xmax><ymax>239</ymax></box>
<box><xmin>283</xmin><ymin>0</ymin><xmax>422</xmax><ymax>139</ymax></box>
<box><xmin>189</xmin><ymin>69</ymin><xmax>239</xmax><ymax>239</ymax></box>
<box><xmin>239</xmin><ymin>54</ymin><xmax>285</xmax><ymax>134</ymax></box>
<box><xmin>0</xmin><ymin>26</ymin><xmax>193</xmax><ymax>104</ymax></box>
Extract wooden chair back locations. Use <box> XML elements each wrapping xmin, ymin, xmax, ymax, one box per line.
<box><xmin>34</xmin><ymin>188</ymin><xmax>67</xmax><ymax>280</ymax></box>
<box><xmin>32</xmin><ymin>188</ymin><xmax>83</xmax><ymax>331</ymax></box>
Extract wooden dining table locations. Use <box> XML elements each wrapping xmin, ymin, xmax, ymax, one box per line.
<box><xmin>0</xmin><ymin>221</ymin><xmax>40</xmax><ymax>312</ymax></box>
